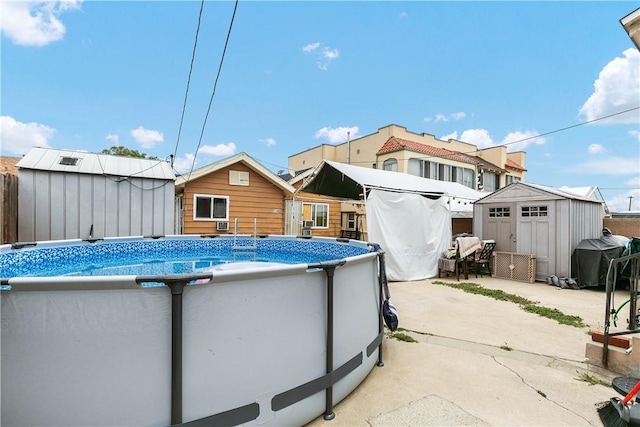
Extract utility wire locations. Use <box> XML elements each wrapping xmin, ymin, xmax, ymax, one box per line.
<box><xmin>323</xmin><ymin>106</ymin><xmax>640</xmax><ymax>168</ymax></box>
<box><xmin>172</xmin><ymin>0</ymin><xmax>206</xmax><ymax>165</ymax></box>
<box><xmin>185</xmin><ymin>0</ymin><xmax>239</xmax><ymax>183</ymax></box>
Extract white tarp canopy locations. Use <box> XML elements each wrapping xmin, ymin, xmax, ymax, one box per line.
<box><xmin>300</xmin><ymin>161</ymin><xmax>483</xmax><ymax>281</ymax></box>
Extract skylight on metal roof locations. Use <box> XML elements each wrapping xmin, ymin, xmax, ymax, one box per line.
<box><xmin>59</xmin><ymin>157</ymin><xmax>80</xmax><ymax>166</ymax></box>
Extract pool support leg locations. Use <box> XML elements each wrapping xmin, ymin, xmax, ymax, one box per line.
<box><xmin>169</xmin><ymin>281</ymin><xmax>187</xmax><ymax>426</ymax></box>
<box><xmin>376</xmin><ymin>250</ymin><xmax>385</xmax><ymax>368</ymax></box>
<box><xmin>323</xmin><ymin>263</ymin><xmax>336</xmax><ymax>421</ymax></box>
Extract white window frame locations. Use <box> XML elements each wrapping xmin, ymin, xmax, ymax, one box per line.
<box><xmin>305</xmin><ymin>203</ymin><xmax>329</xmax><ymax>228</ymax></box>
<box><xmin>193</xmin><ymin>194</ymin><xmax>229</xmax><ymax>221</ymax></box>
<box><xmin>382</xmin><ymin>158</ymin><xmax>398</xmax><ymax>172</ymax></box>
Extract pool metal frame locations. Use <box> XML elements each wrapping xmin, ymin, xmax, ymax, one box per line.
<box><xmin>1</xmin><ymin>235</ymin><xmax>387</xmax><ymax>426</ymax></box>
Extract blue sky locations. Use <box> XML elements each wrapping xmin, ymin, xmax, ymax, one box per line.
<box><xmin>1</xmin><ymin>1</ymin><xmax>639</xmax><ymax>212</ymax></box>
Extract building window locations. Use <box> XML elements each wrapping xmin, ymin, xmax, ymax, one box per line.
<box><xmin>482</xmin><ymin>173</ymin><xmax>499</xmax><ymax>192</ymax></box>
<box><xmin>409</xmin><ymin>158</ymin><xmax>474</xmax><ymax>188</ymax></box>
<box><xmin>489</xmin><ymin>207</ymin><xmax>510</xmax><ymax>218</ymax></box>
<box><xmin>372</xmin><ymin>163</ymin><xmax>377</xmax><ymax>169</ymax></box>
<box><xmin>382</xmin><ymin>158</ymin><xmax>398</xmax><ymax>172</ymax></box>
<box><xmin>304</xmin><ymin>203</ymin><xmax>329</xmax><ymax>228</ymax></box>
<box><xmin>193</xmin><ymin>194</ymin><xmax>229</xmax><ymax>221</ymax></box>
<box><xmin>522</xmin><ymin>206</ymin><xmax>548</xmax><ymax>217</ymax></box>
<box><xmin>343</xmin><ymin>212</ymin><xmax>356</xmax><ymax>230</ymax></box>
<box><xmin>506</xmin><ymin>175</ymin><xmax>520</xmax><ymax>185</ymax></box>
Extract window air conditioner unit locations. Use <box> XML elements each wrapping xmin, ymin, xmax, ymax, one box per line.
<box><xmin>216</xmin><ymin>221</ymin><xmax>229</xmax><ymax>231</ymax></box>
<box><xmin>302</xmin><ymin>220</ymin><xmax>314</xmax><ymax>228</ymax></box>
<box><xmin>302</xmin><ymin>228</ymin><xmax>312</xmax><ymax>237</ymax></box>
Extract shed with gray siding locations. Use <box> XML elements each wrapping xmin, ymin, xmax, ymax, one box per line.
<box><xmin>17</xmin><ymin>148</ymin><xmax>175</xmax><ymax>242</ymax></box>
<box><xmin>473</xmin><ymin>182</ymin><xmax>604</xmax><ymax>281</ymax></box>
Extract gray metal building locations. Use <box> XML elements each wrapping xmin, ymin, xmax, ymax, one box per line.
<box><xmin>473</xmin><ymin>182</ymin><xmax>604</xmax><ymax>281</ymax></box>
<box><xmin>17</xmin><ymin>148</ymin><xmax>175</xmax><ymax>242</ymax></box>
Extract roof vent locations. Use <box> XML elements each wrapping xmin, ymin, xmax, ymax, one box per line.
<box><xmin>59</xmin><ymin>157</ymin><xmax>80</xmax><ymax>166</ymax></box>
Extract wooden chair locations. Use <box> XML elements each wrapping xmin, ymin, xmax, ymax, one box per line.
<box><xmin>470</xmin><ymin>241</ymin><xmax>496</xmax><ymax>278</ymax></box>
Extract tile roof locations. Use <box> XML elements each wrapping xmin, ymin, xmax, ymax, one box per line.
<box><xmin>505</xmin><ymin>158</ymin><xmax>526</xmax><ymax>171</ymax></box>
<box><xmin>377</xmin><ymin>137</ymin><xmax>505</xmax><ymax>172</ymax></box>
<box><xmin>378</xmin><ymin>137</ymin><xmax>480</xmax><ymax>165</ymax></box>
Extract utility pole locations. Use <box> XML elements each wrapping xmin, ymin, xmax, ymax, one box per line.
<box><xmin>629</xmin><ymin>195</ymin><xmax>634</xmax><ymax>211</ymax></box>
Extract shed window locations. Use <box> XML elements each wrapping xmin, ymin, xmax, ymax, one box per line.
<box><xmin>489</xmin><ymin>207</ymin><xmax>510</xmax><ymax>218</ymax></box>
<box><xmin>194</xmin><ymin>194</ymin><xmax>229</xmax><ymax>221</ymax></box>
<box><xmin>521</xmin><ymin>206</ymin><xmax>548</xmax><ymax>217</ymax></box>
<box><xmin>59</xmin><ymin>156</ymin><xmax>80</xmax><ymax>166</ymax></box>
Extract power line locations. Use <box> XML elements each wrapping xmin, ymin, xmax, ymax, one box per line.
<box><xmin>314</xmin><ymin>106</ymin><xmax>640</xmax><ymax>169</ymax></box>
<box><xmin>172</xmin><ymin>0</ymin><xmax>206</xmax><ymax>165</ymax></box>
<box><xmin>185</xmin><ymin>0</ymin><xmax>239</xmax><ymax>183</ymax></box>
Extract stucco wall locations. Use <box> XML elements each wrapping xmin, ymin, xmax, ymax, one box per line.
<box><xmin>604</xmin><ymin>218</ymin><xmax>640</xmax><ymax>239</ymax></box>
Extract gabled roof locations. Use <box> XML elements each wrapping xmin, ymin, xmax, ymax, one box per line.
<box><xmin>475</xmin><ymin>181</ymin><xmax>601</xmax><ymax>204</ymax></box>
<box><xmin>16</xmin><ymin>147</ymin><xmax>175</xmax><ymax>180</ymax></box>
<box><xmin>175</xmin><ymin>152</ymin><xmax>295</xmax><ymax>194</ymax></box>
<box><xmin>377</xmin><ymin>136</ymin><xmax>506</xmax><ymax>172</ymax></box>
<box><xmin>301</xmin><ymin>160</ymin><xmax>484</xmax><ymax>202</ymax></box>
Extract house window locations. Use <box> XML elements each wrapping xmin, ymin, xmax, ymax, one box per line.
<box><xmin>304</xmin><ymin>203</ymin><xmax>329</xmax><ymax>228</ymax></box>
<box><xmin>438</xmin><ymin>164</ymin><xmax>452</xmax><ymax>182</ymax></box>
<box><xmin>229</xmin><ymin>170</ymin><xmax>249</xmax><ymax>186</ymax></box>
<box><xmin>382</xmin><ymin>158</ymin><xmax>398</xmax><ymax>171</ymax></box>
<box><xmin>372</xmin><ymin>163</ymin><xmax>377</xmax><ymax>169</ymax></box>
<box><xmin>408</xmin><ymin>158</ymin><xmax>438</xmax><ymax>179</ymax></box>
<box><xmin>343</xmin><ymin>212</ymin><xmax>356</xmax><ymax>230</ymax></box>
<box><xmin>482</xmin><ymin>173</ymin><xmax>499</xmax><ymax>192</ymax></box>
<box><xmin>522</xmin><ymin>206</ymin><xmax>548</xmax><ymax>217</ymax></box>
<box><xmin>506</xmin><ymin>175</ymin><xmax>520</xmax><ymax>185</ymax></box>
<box><xmin>193</xmin><ymin>194</ymin><xmax>229</xmax><ymax>221</ymax></box>
<box><xmin>489</xmin><ymin>207</ymin><xmax>510</xmax><ymax>218</ymax></box>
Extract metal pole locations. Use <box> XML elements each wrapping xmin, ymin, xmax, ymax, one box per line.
<box><xmin>324</xmin><ymin>265</ymin><xmax>336</xmax><ymax>421</ymax></box>
<box><xmin>170</xmin><ymin>281</ymin><xmax>187</xmax><ymax>425</ymax></box>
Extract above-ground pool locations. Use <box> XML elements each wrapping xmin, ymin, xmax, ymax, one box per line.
<box><xmin>1</xmin><ymin>235</ymin><xmax>385</xmax><ymax>427</ymax></box>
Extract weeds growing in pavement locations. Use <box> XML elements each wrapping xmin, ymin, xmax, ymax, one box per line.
<box><xmin>432</xmin><ymin>281</ymin><xmax>587</xmax><ymax>328</ymax></box>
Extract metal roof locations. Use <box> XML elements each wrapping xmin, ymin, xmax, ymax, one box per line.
<box><xmin>16</xmin><ymin>147</ymin><xmax>175</xmax><ymax>180</ymax></box>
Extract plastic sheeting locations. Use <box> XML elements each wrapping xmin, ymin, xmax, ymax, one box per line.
<box><xmin>366</xmin><ymin>189</ymin><xmax>451</xmax><ymax>281</ymax></box>
<box><xmin>571</xmin><ymin>235</ymin><xmax>630</xmax><ymax>288</ymax></box>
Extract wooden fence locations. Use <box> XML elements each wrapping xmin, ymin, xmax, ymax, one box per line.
<box><xmin>1</xmin><ymin>173</ymin><xmax>18</xmax><ymax>244</ymax></box>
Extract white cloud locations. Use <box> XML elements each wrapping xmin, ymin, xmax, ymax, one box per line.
<box><xmin>0</xmin><ymin>1</ymin><xmax>82</xmax><ymax>47</ymax></box>
<box><xmin>500</xmin><ymin>130</ymin><xmax>545</xmax><ymax>152</ymax></box>
<box><xmin>448</xmin><ymin>128</ymin><xmax>545</xmax><ymax>152</ymax></box>
<box><xmin>198</xmin><ymin>142</ymin><xmax>236</xmax><ymax>156</ymax></box>
<box><xmin>440</xmin><ymin>131</ymin><xmax>458</xmax><ymax>141</ymax></box>
<box><xmin>399</xmin><ymin>11</ymin><xmax>408</xmax><ymax>18</ymax></box>
<box><xmin>626</xmin><ymin>176</ymin><xmax>640</xmax><ymax>187</ymax></box>
<box><xmin>458</xmin><ymin>129</ymin><xmax>495</xmax><ymax>149</ymax></box>
<box><xmin>570</xmin><ymin>156</ymin><xmax>640</xmax><ymax>176</ymax></box>
<box><xmin>130</xmin><ymin>126</ymin><xmax>164</xmax><ymax>149</ymax></box>
<box><xmin>302</xmin><ymin>42</ymin><xmax>320</xmax><ymax>52</ymax></box>
<box><xmin>0</xmin><ymin>116</ymin><xmax>54</xmax><ymax>154</ymax></box>
<box><xmin>587</xmin><ymin>143</ymin><xmax>606</xmax><ymax>154</ymax></box>
<box><xmin>260</xmin><ymin>137</ymin><xmax>276</xmax><ymax>147</ymax></box>
<box><xmin>106</xmin><ymin>133</ymin><xmax>119</xmax><ymax>144</ymax></box>
<box><xmin>579</xmin><ymin>48</ymin><xmax>640</xmax><ymax>125</ymax></box>
<box><xmin>303</xmin><ymin>42</ymin><xmax>339</xmax><ymax>70</ymax></box>
<box><xmin>172</xmin><ymin>153</ymin><xmax>196</xmax><ymax>174</ymax></box>
<box><xmin>314</xmin><ymin>126</ymin><xmax>359</xmax><ymax>144</ymax></box>
<box><xmin>605</xmin><ymin>188</ymin><xmax>640</xmax><ymax>213</ymax></box>
<box><xmin>425</xmin><ymin>112</ymin><xmax>466</xmax><ymax>123</ymax></box>
<box><xmin>630</xmin><ymin>129</ymin><xmax>640</xmax><ymax>142</ymax></box>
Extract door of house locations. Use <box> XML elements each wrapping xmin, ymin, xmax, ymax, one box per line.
<box><xmin>174</xmin><ymin>194</ymin><xmax>184</xmax><ymax>234</ymax></box>
<box><xmin>517</xmin><ymin>203</ymin><xmax>554</xmax><ymax>281</ymax></box>
<box><xmin>284</xmin><ymin>199</ymin><xmax>303</xmax><ymax>235</ymax></box>
<box><xmin>483</xmin><ymin>204</ymin><xmax>516</xmax><ymax>252</ymax></box>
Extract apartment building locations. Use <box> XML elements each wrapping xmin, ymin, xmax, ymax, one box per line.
<box><xmin>288</xmin><ymin>124</ymin><xmax>526</xmax><ymax>192</ymax></box>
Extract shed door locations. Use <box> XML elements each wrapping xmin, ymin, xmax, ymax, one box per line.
<box><xmin>518</xmin><ymin>204</ymin><xmax>554</xmax><ymax>281</ymax></box>
<box><xmin>484</xmin><ymin>204</ymin><xmax>516</xmax><ymax>252</ymax></box>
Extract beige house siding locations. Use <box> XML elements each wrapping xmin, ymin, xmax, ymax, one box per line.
<box><xmin>288</xmin><ymin>124</ymin><xmax>526</xmax><ymax>189</ymax></box>
<box><xmin>181</xmin><ymin>163</ymin><xmax>287</xmax><ymax>235</ymax></box>
<box><xmin>290</xmin><ymin>180</ymin><xmax>343</xmax><ymax>238</ymax></box>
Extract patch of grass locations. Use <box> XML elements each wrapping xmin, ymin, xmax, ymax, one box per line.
<box><xmin>537</xmin><ymin>390</ymin><xmax>547</xmax><ymax>398</ymax></box>
<box><xmin>432</xmin><ymin>280</ymin><xmax>586</xmax><ymax>328</ymax></box>
<box><xmin>500</xmin><ymin>343</ymin><xmax>513</xmax><ymax>351</ymax></box>
<box><xmin>390</xmin><ymin>332</ymin><xmax>418</xmax><ymax>343</ymax></box>
<box><xmin>577</xmin><ymin>372</ymin><xmax>610</xmax><ymax>387</ymax></box>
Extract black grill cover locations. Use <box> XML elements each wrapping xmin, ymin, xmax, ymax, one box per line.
<box><xmin>571</xmin><ymin>235</ymin><xmax>629</xmax><ymax>288</ymax></box>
